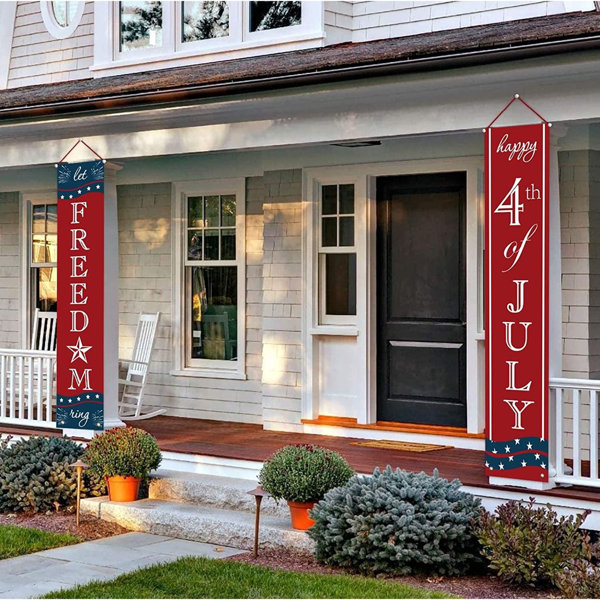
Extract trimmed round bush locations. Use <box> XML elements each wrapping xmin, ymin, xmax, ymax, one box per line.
<box><xmin>259</xmin><ymin>444</ymin><xmax>354</xmax><ymax>503</ymax></box>
<box><xmin>309</xmin><ymin>466</ymin><xmax>483</xmax><ymax>576</ymax></box>
<box><xmin>84</xmin><ymin>427</ymin><xmax>161</xmax><ymax>479</ymax></box>
<box><xmin>0</xmin><ymin>435</ymin><xmax>105</xmax><ymax>513</ymax></box>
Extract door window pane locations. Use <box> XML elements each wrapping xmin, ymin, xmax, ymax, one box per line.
<box><xmin>325</xmin><ymin>254</ymin><xmax>356</xmax><ymax>316</ymax></box>
<box><xmin>190</xmin><ymin>266</ymin><xmax>237</xmax><ymax>361</ymax></box>
<box><xmin>249</xmin><ymin>1</ymin><xmax>301</xmax><ymax>32</ymax></box>
<box><xmin>322</xmin><ymin>185</ymin><xmax>337</xmax><ymax>215</ymax></box>
<box><xmin>339</xmin><ymin>184</ymin><xmax>354</xmax><ymax>214</ymax></box>
<box><xmin>120</xmin><ymin>1</ymin><xmax>163</xmax><ymax>52</ymax></box>
<box><xmin>322</xmin><ymin>217</ymin><xmax>337</xmax><ymax>247</ymax></box>
<box><xmin>339</xmin><ymin>217</ymin><xmax>354</xmax><ymax>247</ymax></box>
<box><xmin>182</xmin><ymin>1</ymin><xmax>229</xmax><ymax>42</ymax></box>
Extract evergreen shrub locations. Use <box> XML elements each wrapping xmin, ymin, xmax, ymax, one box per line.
<box><xmin>309</xmin><ymin>466</ymin><xmax>482</xmax><ymax>575</ymax></box>
<box><xmin>476</xmin><ymin>498</ymin><xmax>592</xmax><ymax>587</ymax></box>
<box><xmin>259</xmin><ymin>444</ymin><xmax>354</xmax><ymax>503</ymax></box>
<box><xmin>0</xmin><ymin>435</ymin><xmax>105</xmax><ymax>513</ymax></box>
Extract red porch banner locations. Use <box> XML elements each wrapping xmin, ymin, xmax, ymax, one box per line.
<box><xmin>56</xmin><ymin>160</ymin><xmax>104</xmax><ymax>430</ymax></box>
<box><xmin>485</xmin><ymin>123</ymin><xmax>549</xmax><ymax>482</ymax></box>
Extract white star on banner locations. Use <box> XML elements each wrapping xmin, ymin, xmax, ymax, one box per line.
<box><xmin>69</xmin><ymin>195</ymin><xmax>73</xmax><ymax>199</ymax></box>
<box><xmin>66</xmin><ymin>337</ymin><xmax>92</xmax><ymax>363</ymax></box>
<box><xmin>508</xmin><ymin>456</ymin><xmax>514</xmax><ymax>462</ymax></box>
<box><xmin>95</xmin><ymin>394</ymin><xmax>100</xmax><ymax>398</ymax></box>
<box><xmin>87</xmin><ymin>186</ymin><xmax>91</xmax><ymax>191</ymax></box>
<box><xmin>68</xmin><ymin>399</ymin><xmax>72</xmax><ymax>403</ymax></box>
<box><xmin>504</xmin><ymin>445</ymin><xmax>510</xmax><ymax>453</ymax></box>
<box><xmin>485</xmin><ymin>461</ymin><xmax>489</xmax><ymax>468</ymax></box>
<box><xmin>96</xmin><ymin>185</ymin><xmax>100</xmax><ymax>189</ymax></box>
<box><xmin>521</xmin><ymin>460</ymin><xmax>527</xmax><ymax>467</ymax></box>
<box><xmin>86</xmin><ymin>395</ymin><xmax>90</xmax><ymax>399</ymax></box>
<box><xmin>499</xmin><ymin>463</ymin><xmax>504</xmax><ymax>470</ymax></box>
<box><xmin>535</xmin><ymin>453</ymin><xmax>540</xmax><ymax>460</ymax></box>
<box><xmin>77</xmin><ymin>396</ymin><xmax>80</xmax><ymax>401</ymax></box>
<box><xmin>514</xmin><ymin>439</ymin><xmax>520</xmax><ymax>445</ymax></box>
<box><xmin>492</xmin><ymin>448</ymin><xmax>498</xmax><ymax>454</ymax></box>
<box><xmin>60</xmin><ymin>195</ymin><xmax>64</xmax><ymax>199</ymax></box>
<box><xmin>541</xmin><ymin>462</ymin><xmax>546</xmax><ymax>469</ymax></box>
<box><xmin>527</xmin><ymin>442</ymin><xmax>533</xmax><ymax>450</ymax></box>
<box><xmin>78</xmin><ymin>190</ymin><xmax>82</xmax><ymax>194</ymax></box>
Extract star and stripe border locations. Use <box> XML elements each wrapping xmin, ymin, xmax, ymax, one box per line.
<box><xmin>57</xmin><ymin>393</ymin><xmax>104</xmax><ymax>430</ymax></box>
<box><xmin>485</xmin><ymin>436</ymin><xmax>548</xmax><ymax>472</ymax></box>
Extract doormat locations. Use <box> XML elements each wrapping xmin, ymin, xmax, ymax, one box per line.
<box><xmin>350</xmin><ymin>440</ymin><xmax>453</xmax><ymax>452</ymax></box>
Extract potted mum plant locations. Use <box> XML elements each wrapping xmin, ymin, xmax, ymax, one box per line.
<box><xmin>84</xmin><ymin>427</ymin><xmax>161</xmax><ymax>502</ymax></box>
<box><xmin>259</xmin><ymin>444</ymin><xmax>353</xmax><ymax>530</ymax></box>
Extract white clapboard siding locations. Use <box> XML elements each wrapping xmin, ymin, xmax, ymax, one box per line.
<box><xmin>0</xmin><ymin>193</ymin><xmax>21</xmax><ymax>349</ymax></box>
<box><xmin>7</xmin><ymin>1</ymin><xmax>93</xmax><ymax>89</ymax></box>
<box><xmin>350</xmin><ymin>1</ymin><xmax>594</xmax><ymax>43</ymax></box>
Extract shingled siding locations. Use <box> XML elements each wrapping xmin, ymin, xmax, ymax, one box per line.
<box><xmin>8</xmin><ymin>1</ymin><xmax>93</xmax><ymax>88</ymax></box>
<box><xmin>261</xmin><ymin>170</ymin><xmax>304</xmax><ymax>432</ymax></box>
<box><xmin>351</xmin><ymin>1</ymin><xmax>593</xmax><ymax>43</ymax></box>
<box><xmin>0</xmin><ymin>193</ymin><xmax>20</xmax><ymax>348</ymax></box>
<box><xmin>117</xmin><ymin>182</ymin><xmax>263</xmax><ymax>424</ymax></box>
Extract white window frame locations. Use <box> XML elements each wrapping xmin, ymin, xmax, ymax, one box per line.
<box><xmin>317</xmin><ymin>182</ymin><xmax>357</xmax><ymax>326</ymax></box>
<box><xmin>93</xmin><ymin>1</ymin><xmax>324</xmax><ymax>75</ymax></box>
<box><xmin>171</xmin><ymin>178</ymin><xmax>246</xmax><ymax>380</ymax></box>
<box><xmin>20</xmin><ymin>192</ymin><xmax>57</xmax><ymax>348</ymax></box>
<box><xmin>41</xmin><ymin>0</ymin><xmax>86</xmax><ymax>40</ymax></box>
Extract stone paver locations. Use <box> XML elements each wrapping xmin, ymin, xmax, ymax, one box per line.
<box><xmin>0</xmin><ymin>532</ymin><xmax>243</xmax><ymax>599</ymax></box>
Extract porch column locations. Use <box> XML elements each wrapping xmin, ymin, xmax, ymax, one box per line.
<box><xmin>102</xmin><ymin>163</ymin><xmax>125</xmax><ymax>431</ymax></box>
<box><xmin>547</xmin><ymin>124</ymin><xmax>567</xmax><ymax>485</ymax></box>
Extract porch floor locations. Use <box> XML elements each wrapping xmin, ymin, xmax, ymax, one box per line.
<box><xmin>135</xmin><ymin>416</ymin><xmax>600</xmax><ymax>503</ymax></box>
<box><xmin>2</xmin><ymin>416</ymin><xmax>599</xmax><ymax>503</ymax></box>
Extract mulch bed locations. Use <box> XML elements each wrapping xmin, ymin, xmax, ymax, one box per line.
<box><xmin>0</xmin><ymin>511</ymin><xmax>129</xmax><ymax>541</ymax></box>
<box><xmin>228</xmin><ymin>548</ymin><xmax>560</xmax><ymax>599</ymax></box>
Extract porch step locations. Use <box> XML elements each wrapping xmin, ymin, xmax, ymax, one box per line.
<box><xmin>80</xmin><ymin>497</ymin><xmax>313</xmax><ymax>553</ymax></box>
<box><xmin>148</xmin><ymin>470</ymin><xmax>288</xmax><ymax>518</ymax></box>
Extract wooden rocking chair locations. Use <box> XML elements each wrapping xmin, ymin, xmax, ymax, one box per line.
<box><xmin>118</xmin><ymin>312</ymin><xmax>165</xmax><ymax>421</ymax></box>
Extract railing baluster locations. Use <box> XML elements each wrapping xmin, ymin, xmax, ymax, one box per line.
<box><xmin>26</xmin><ymin>356</ymin><xmax>33</xmax><ymax>421</ymax></box>
<box><xmin>17</xmin><ymin>356</ymin><xmax>23</xmax><ymax>419</ymax></box>
<box><xmin>0</xmin><ymin>355</ymin><xmax>5</xmax><ymax>420</ymax></box>
<box><xmin>8</xmin><ymin>355</ymin><xmax>14</xmax><ymax>419</ymax></box>
<box><xmin>555</xmin><ymin>387</ymin><xmax>563</xmax><ymax>477</ymax></box>
<box><xmin>45</xmin><ymin>357</ymin><xmax>52</xmax><ymax>424</ymax></box>
<box><xmin>573</xmin><ymin>389</ymin><xmax>581</xmax><ymax>478</ymax></box>
<box><xmin>36</xmin><ymin>357</ymin><xmax>42</xmax><ymax>422</ymax></box>
<box><xmin>590</xmin><ymin>390</ymin><xmax>598</xmax><ymax>481</ymax></box>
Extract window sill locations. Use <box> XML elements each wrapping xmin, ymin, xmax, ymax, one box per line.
<box><xmin>91</xmin><ymin>32</ymin><xmax>325</xmax><ymax>77</ymax></box>
<box><xmin>170</xmin><ymin>368</ymin><xmax>247</xmax><ymax>380</ymax></box>
<box><xmin>309</xmin><ymin>327</ymin><xmax>359</xmax><ymax>337</ymax></box>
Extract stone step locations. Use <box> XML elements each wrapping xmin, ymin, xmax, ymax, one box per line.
<box><xmin>81</xmin><ymin>497</ymin><xmax>313</xmax><ymax>554</ymax></box>
<box><xmin>149</xmin><ymin>470</ymin><xmax>289</xmax><ymax>519</ymax></box>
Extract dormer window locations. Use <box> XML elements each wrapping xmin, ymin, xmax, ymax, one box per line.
<box><xmin>93</xmin><ymin>1</ymin><xmax>323</xmax><ymax>75</ymax></box>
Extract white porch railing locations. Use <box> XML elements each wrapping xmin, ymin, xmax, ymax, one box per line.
<box><xmin>551</xmin><ymin>377</ymin><xmax>600</xmax><ymax>488</ymax></box>
<box><xmin>0</xmin><ymin>349</ymin><xmax>56</xmax><ymax>429</ymax></box>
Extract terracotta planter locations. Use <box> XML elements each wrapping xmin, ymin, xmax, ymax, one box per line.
<box><xmin>287</xmin><ymin>500</ymin><xmax>316</xmax><ymax>530</ymax></box>
<box><xmin>106</xmin><ymin>475</ymin><xmax>141</xmax><ymax>502</ymax></box>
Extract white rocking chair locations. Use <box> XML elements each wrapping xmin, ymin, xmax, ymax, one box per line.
<box><xmin>118</xmin><ymin>312</ymin><xmax>165</xmax><ymax>421</ymax></box>
<box><xmin>31</xmin><ymin>309</ymin><xmax>57</xmax><ymax>351</ymax></box>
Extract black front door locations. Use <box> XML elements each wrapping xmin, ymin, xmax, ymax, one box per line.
<box><xmin>376</xmin><ymin>173</ymin><xmax>466</xmax><ymax>427</ymax></box>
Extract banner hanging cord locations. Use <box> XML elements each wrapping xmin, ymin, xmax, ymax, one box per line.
<box><xmin>55</xmin><ymin>139</ymin><xmax>106</xmax><ymax>167</ymax></box>
<box><xmin>485</xmin><ymin>94</ymin><xmax>550</xmax><ymax>130</ymax></box>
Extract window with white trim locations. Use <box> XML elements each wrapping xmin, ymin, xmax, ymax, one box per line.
<box><xmin>318</xmin><ymin>183</ymin><xmax>356</xmax><ymax>325</ymax></box>
<box><xmin>30</xmin><ymin>202</ymin><xmax>57</xmax><ymax>313</ymax></box>
<box><xmin>174</xmin><ymin>180</ymin><xmax>246</xmax><ymax>378</ymax></box>
<box><xmin>94</xmin><ymin>1</ymin><xmax>323</xmax><ymax>72</ymax></box>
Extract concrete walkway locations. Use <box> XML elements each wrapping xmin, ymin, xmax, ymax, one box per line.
<box><xmin>0</xmin><ymin>532</ymin><xmax>243</xmax><ymax>599</ymax></box>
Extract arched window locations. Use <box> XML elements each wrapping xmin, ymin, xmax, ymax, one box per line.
<box><xmin>41</xmin><ymin>1</ymin><xmax>85</xmax><ymax>39</ymax></box>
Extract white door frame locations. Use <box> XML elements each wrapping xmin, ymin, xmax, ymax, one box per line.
<box><xmin>303</xmin><ymin>156</ymin><xmax>485</xmax><ymax>434</ymax></box>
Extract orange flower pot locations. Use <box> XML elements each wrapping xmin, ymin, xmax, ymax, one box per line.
<box><xmin>106</xmin><ymin>476</ymin><xmax>141</xmax><ymax>502</ymax></box>
<box><xmin>287</xmin><ymin>500</ymin><xmax>316</xmax><ymax>530</ymax></box>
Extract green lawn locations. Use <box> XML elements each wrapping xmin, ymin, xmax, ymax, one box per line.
<box><xmin>0</xmin><ymin>524</ymin><xmax>80</xmax><ymax>559</ymax></box>
<box><xmin>43</xmin><ymin>556</ymin><xmax>453</xmax><ymax>599</ymax></box>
